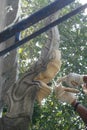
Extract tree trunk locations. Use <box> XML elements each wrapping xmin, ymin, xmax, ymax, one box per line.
<box><xmin>0</xmin><ymin>0</ymin><xmax>20</xmax><ymax>119</ymax></box>
<box><xmin>0</xmin><ymin>0</ymin><xmax>7</xmax><ymax>113</ymax></box>
<box><xmin>1</xmin><ymin>0</ymin><xmax>20</xmax><ymax>95</ymax></box>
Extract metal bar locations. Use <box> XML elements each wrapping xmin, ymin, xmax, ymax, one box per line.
<box><xmin>0</xmin><ymin>3</ymin><xmax>87</xmax><ymax>57</ymax></box>
<box><xmin>0</xmin><ymin>0</ymin><xmax>75</xmax><ymax>43</ymax></box>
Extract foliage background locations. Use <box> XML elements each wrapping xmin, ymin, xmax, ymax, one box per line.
<box><xmin>18</xmin><ymin>0</ymin><xmax>87</xmax><ymax>129</ymax></box>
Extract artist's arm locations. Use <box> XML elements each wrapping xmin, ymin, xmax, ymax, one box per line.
<box><xmin>71</xmin><ymin>83</ymin><xmax>87</xmax><ymax>124</ymax></box>
<box><xmin>71</xmin><ymin>100</ymin><xmax>87</xmax><ymax>124</ymax></box>
<box><xmin>55</xmin><ymin>84</ymin><xmax>87</xmax><ymax>125</ymax></box>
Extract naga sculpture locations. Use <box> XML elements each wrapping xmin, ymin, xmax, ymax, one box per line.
<box><xmin>0</xmin><ymin>12</ymin><xmax>61</xmax><ymax>130</ymax></box>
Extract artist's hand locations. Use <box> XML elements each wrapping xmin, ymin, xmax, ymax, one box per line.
<box><xmin>55</xmin><ymin>84</ymin><xmax>76</xmax><ymax>104</ymax></box>
<box><xmin>58</xmin><ymin>73</ymin><xmax>87</xmax><ymax>88</ymax></box>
